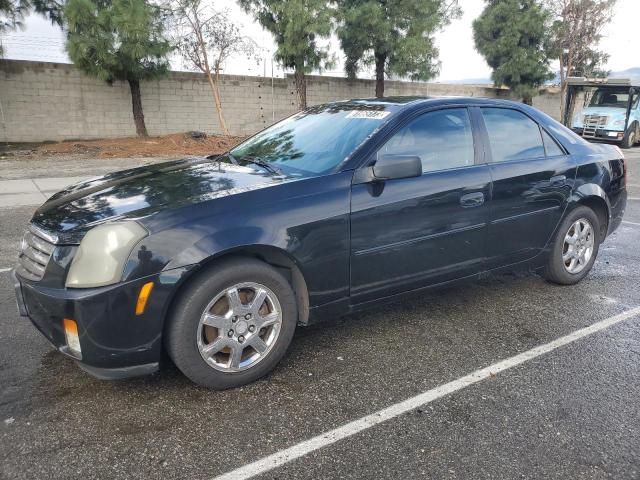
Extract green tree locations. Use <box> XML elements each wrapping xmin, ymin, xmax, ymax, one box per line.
<box><xmin>336</xmin><ymin>0</ymin><xmax>461</xmax><ymax>98</ymax></box>
<box><xmin>473</xmin><ymin>0</ymin><xmax>553</xmax><ymax>105</ymax></box>
<box><xmin>239</xmin><ymin>0</ymin><xmax>333</xmax><ymax>110</ymax></box>
<box><xmin>64</xmin><ymin>0</ymin><xmax>172</xmax><ymax>136</ymax></box>
<box><xmin>31</xmin><ymin>0</ymin><xmax>64</xmax><ymax>25</ymax></box>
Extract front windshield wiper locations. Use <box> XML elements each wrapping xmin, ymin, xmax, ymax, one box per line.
<box><xmin>207</xmin><ymin>152</ymin><xmax>239</xmax><ymax>165</ymax></box>
<box><xmin>240</xmin><ymin>155</ymin><xmax>285</xmax><ymax>176</ymax></box>
<box><xmin>226</xmin><ymin>152</ymin><xmax>240</xmax><ymax>164</ymax></box>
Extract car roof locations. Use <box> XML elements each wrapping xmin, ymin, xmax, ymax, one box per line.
<box><xmin>334</xmin><ymin>96</ymin><xmax>528</xmax><ymax>110</ymax></box>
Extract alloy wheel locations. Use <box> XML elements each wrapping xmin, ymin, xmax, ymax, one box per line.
<box><xmin>562</xmin><ymin>218</ymin><xmax>595</xmax><ymax>274</ymax></box>
<box><xmin>197</xmin><ymin>282</ymin><xmax>282</xmax><ymax>372</ymax></box>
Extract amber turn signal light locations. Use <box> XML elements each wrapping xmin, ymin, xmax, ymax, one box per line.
<box><xmin>63</xmin><ymin>318</ymin><xmax>81</xmax><ymax>356</ymax></box>
<box><xmin>136</xmin><ymin>282</ymin><xmax>154</xmax><ymax>315</ymax></box>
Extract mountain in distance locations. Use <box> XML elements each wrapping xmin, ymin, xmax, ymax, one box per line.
<box><xmin>440</xmin><ymin>77</ymin><xmax>492</xmax><ymax>85</ymax></box>
<box><xmin>440</xmin><ymin>67</ymin><xmax>640</xmax><ymax>86</ymax></box>
<box><xmin>608</xmin><ymin>67</ymin><xmax>640</xmax><ymax>83</ymax></box>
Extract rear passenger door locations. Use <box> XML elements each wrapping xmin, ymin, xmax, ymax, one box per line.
<box><xmin>475</xmin><ymin>107</ymin><xmax>577</xmax><ymax>268</ymax></box>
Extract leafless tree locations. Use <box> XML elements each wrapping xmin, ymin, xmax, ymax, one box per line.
<box><xmin>544</xmin><ymin>0</ymin><xmax>616</xmax><ymax>118</ymax></box>
<box><xmin>168</xmin><ymin>1</ymin><xmax>259</xmax><ymax>135</ymax></box>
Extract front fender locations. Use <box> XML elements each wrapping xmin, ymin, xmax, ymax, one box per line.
<box><xmin>121</xmin><ymin>172</ymin><xmax>353</xmax><ymax>308</ymax></box>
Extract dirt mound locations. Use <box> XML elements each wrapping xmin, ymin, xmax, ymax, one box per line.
<box><xmin>36</xmin><ymin>133</ymin><xmax>244</xmax><ymax>158</ymax></box>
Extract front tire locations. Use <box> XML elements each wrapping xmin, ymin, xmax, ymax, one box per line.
<box><xmin>621</xmin><ymin>123</ymin><xmax>638</xmax><ymax>149</ymax></box>
<box><xmin>543</xmin><ymin>206</ymin><xmax>601</xmax><ymax>285</ymax></box>
<box><xmin>165</xmin><ymin>257</ymin><xmax>298</xmax><ymax>389</ymax></box>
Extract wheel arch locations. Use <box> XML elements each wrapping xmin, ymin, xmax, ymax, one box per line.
<box><xmin>164</xmin><ymin>245</ymin><xmax>310</xmax><ymax>329</ymax></box>
<box><xmin>571</xmin><ymin>184</ymin><xmax>611</xmax><ymax>239</ymax></box>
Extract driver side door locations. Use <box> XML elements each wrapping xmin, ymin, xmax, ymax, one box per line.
<box><xmin>349</xmin><ymin>107</ymin><xmax>492</xmax><ymax>304</ymax></box>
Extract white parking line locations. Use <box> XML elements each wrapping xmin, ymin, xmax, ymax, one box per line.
<box><xmin>213</xmin><ymin>306</ymin><xmax>640</xmax><ymax>480</ymax></box>
<box><xmin>629</xmin><ymin>197</ymin><xmax>640</xmax><ymax>201</ymax></box>
<box><xmin>623</xmin><ymin>220</ymin><xmax>640</xmax><ymax>227</ymax></box>
<box><xmin>0</xmin><ymin>268</ymin><xmax>11</xmax><ymax>274</ymax></box>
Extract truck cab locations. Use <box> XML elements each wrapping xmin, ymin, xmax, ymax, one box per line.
<box><xmin>569</xmin><ymin>82</ymin><xmax>640</xmax><ymax>149</ymax></box>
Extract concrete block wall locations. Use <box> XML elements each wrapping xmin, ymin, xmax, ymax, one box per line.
<box><xmin>0</xmin><ymin>60</ymin><xmax>561</xmax><ymax>142</ymax></box>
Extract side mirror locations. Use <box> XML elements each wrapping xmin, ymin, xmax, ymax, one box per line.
<box><xmin>353</xmin><ymin>154</ymin><xmax>422</xmax><ymax>184</ymax></box>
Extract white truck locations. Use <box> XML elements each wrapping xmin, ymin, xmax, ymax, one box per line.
<box><xmin>566</xmin><ymin>78</ymin><xmax>640</xmax><ymax>149</ymax></box>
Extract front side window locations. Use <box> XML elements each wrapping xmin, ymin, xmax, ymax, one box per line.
<box><xmin>481</xmin><ymin>108</ymin><xmax>545</xmax><ymax>162</ymax></box>
<box><xmin>379</xmin><ymin>108</ymin><xmax>475</xmax><ymax>173</ymax></box>
<box><xmin>230</xmin><ymin>104</ymin><xmax>393</xmax><ymax>177</ymax></box>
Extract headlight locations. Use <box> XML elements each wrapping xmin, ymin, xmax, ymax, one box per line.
<box><xmin>66</xmin><ymin>222</ymin><xmax>147</xmax><ymax>288</ymax></box>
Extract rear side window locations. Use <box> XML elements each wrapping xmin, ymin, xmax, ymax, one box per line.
<box><xmin>380</xmin><ymin>108</ymin><xmax>475</xmax><ymax>173</ymax></box>
<box><xmin>542</xmin><ymin>129</ymin><xmax>565</xmax><ymax>156</ymax></box>
<box><xmin>481</xmin><ymin>108</ymin><xmax>545</xmax><ymax>162</ymax></box>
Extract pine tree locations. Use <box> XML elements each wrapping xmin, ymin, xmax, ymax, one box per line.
<box><xmin>64</xmin><ymin>0</ymin><xmax>172</xmax><ymax>136</ymax></box>
<box><xmin>239</xmin><ymin>0</ymin><xmax>333</xmax><ymax>110</ymax></box>
<box><xmin>473</xmin><ymin>0</ymin><xmax>553</xmax><ymax>105</ymax></box>
<box><xmin>336</xmin><ymin>0</ymin><xmax>461</xmax><ymax>97</ymax></box>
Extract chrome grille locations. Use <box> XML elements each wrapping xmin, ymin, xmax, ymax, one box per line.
<box><xmin>582</xmin><ymin>115</ymin><xmax>609</xmax><ymax>138</ymax></box>
<box><xmin>16</xmin><ymin>227</ymin><xmax>56</xmax><ymax>281</ymax></box>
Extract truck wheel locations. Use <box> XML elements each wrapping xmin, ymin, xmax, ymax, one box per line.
<box><xmin>165</xmin><ymin>257</ymin><xmax>298</xmax><ymax>389</ymax></box>
<box><xmin>543</xmin><ymin>206</ymin><xmax>601</xmax><ymax>285</ymax></box>
<box><xmin>621</xmin><ymin>123</ymin><xmax>638</xmax><ymax>149</ymax></box>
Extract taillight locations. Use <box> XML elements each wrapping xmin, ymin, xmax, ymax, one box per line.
<box><xmin>614</xmin><ymin>146</ymin><xmax>627</xmax><ymax>182</ymax></box>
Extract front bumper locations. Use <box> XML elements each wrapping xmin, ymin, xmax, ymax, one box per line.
<box><xmin>571</xmin><ymin>127</ymin><xmax>625</xmax><ymax>142</ymax></box>
<box><xmin>12</xmin><ymin>266</ymin><xmax>192</xmax><ymax>380</ymax></box>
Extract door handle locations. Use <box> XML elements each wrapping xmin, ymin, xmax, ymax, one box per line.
<box><xmin>460</xmin><ymin>192</ymin><xmax>485</xmax><ymax>208</ymax></box>
<box><xmin>550</xmin><ymin>175</ymin><xmax>567</xmax><ymax>186</ymax></box>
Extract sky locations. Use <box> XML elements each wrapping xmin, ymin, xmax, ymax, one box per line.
<box><xmin>1</xmin><ymin>0</ymin><xmax>638</xmax><ymax>82</ymax></box>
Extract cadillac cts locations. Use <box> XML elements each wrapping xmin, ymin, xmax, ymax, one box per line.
<box><xmin>13</xmin><ymin>98</ymin><xmax>628</xmax><ymax>389</ymax></box>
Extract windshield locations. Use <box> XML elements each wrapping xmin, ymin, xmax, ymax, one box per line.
<box><xmin>230</xmin><ymin>103</ymin><xmax>393</xmax><ymax>177</ymax></box>
<box><xmin>589</xmin><ymin>88</ymin><xmax>636</xmax><ymax>108</ymax></box>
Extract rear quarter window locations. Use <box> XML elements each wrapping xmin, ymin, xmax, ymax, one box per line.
<box><xmin>546</xmin><ymin>121</ymin><xmax>589</xmax><ymax>147</ymax></box>
<box><xmin>542</xmin><ymin>129</ymin><xmax>565</xmax><ymax>156</ymax></box>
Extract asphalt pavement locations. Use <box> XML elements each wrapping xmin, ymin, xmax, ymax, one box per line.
<box><xmin>0</xmin><ymin>148</ymin><xmax>639</xmax><ymax>480</ymax></box>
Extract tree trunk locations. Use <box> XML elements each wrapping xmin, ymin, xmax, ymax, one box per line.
<box><xmin>128</xmin><ymin>79</ymin><xmax>148</xmax><ymax>137</ymax></box>
<box><xmin>207</xmin><ymin>68</ymin><xmax>230</xmax><ymax>136</ymax></box>
<box><xmin>294</xmin><ymin>67</ymin><xmax>307</xmax><ymax>110</ymax></box>
<box><xmin>375</xmin><ymin>52</ymin><xmax>386</xmax><ymax>98</ymax></box>
<box><xmin>559</xmin><ymin>56</ymin><xmax>567</xmax><ymax>122</ymax></box>
<box><xmin>522</xmin><ymin>95</ymin><xmax>533</xmax><ymax>106</ymax></box>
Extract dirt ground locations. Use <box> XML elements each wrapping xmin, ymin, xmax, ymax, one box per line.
<box><xmin>0</xmin><ymin>133</ymin><xmax>245</xmax><ymax>179</ymax></box>
<box><xmin>1</xmin><ymin>132</ymin><xmax>243</xmax><ymax>159</ymax></box>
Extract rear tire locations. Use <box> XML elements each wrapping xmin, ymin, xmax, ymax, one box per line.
<box><xmin>165</xmin><ymin>257</ymin><xmax>298</xmax><ymax>389</ymax></box>
<box><xmin>543</xmin><ymin>206</ymin><xmax>601</xmax><ymax>285</ymax></box>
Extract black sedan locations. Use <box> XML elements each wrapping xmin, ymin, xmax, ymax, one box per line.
<box><xmin>13</xmin><ymin>97</ymin><xmax>628</xmax><ymax>389</ymax></box>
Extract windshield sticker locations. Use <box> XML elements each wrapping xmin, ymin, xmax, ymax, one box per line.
<box><xmin>346</xmin><ymin>110</ymin><xmax>391</xmax><ymax>120</ymax></box>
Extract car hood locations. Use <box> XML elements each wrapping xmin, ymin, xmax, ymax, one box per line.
<box><xmin>31</xmin><ymin>157</ymin><xmax>291</xmax><ymax>242</ymax></box>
